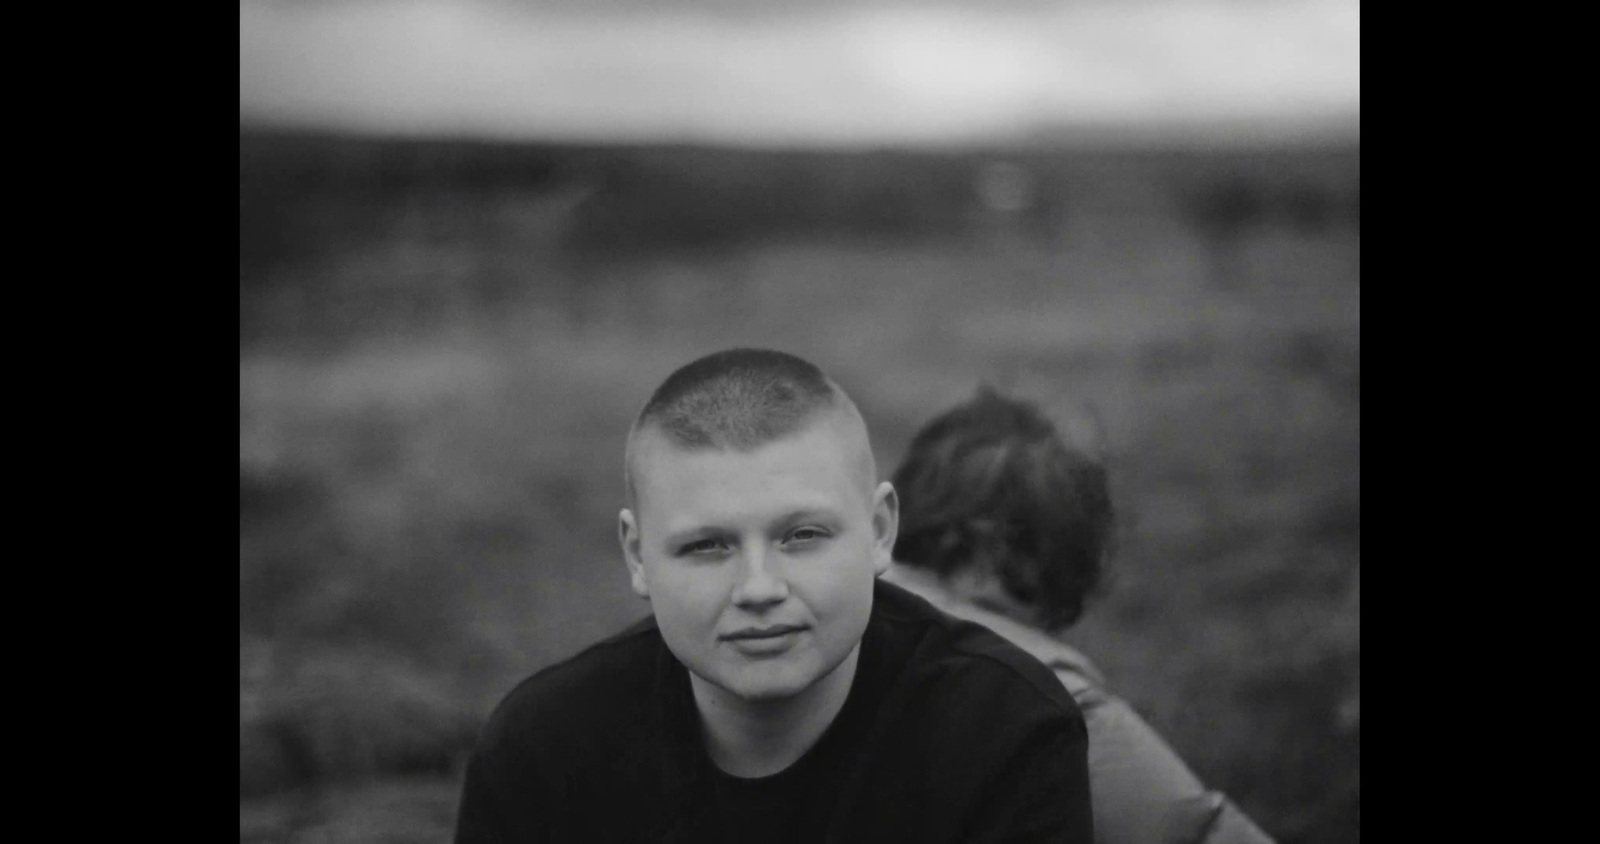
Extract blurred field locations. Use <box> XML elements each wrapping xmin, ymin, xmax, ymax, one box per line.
<box><xmin>239</xmin><ymin>127</ymin><xmax>1359</xmax><ymax>843</ymax></box>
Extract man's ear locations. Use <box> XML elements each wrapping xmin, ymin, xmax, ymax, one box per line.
<box><xmin>619</xmin><ymin>508</ymin><xmax>650</xmax><ymax>599</ymax></box>
<box><xmin>870</xmin><ymin>481</ymin><xmax>899</xmax><ymax>576</ymax></box>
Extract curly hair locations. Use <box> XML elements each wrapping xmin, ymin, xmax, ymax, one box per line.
<box><xmin>891</xmin><ymin>388</ymin><xmax>1113</xmax><ymax>630</ymax></box>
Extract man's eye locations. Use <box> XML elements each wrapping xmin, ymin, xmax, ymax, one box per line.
<box><xmin>785</xmin><ymin>527</ymin><xmax>830</xmax><ymax>545</ymax></box>
<box><xmin>679</xmin><ymin>539</ymin><xmax>727</xmax><ymax>556</ymax></box>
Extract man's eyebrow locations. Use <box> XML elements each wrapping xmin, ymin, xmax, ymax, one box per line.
<box><xmin>662</xmin><ymin>525</ymin><xmax>732</xmax><ymax>548</ymax></box>
<box><xmin>771</xmin><ymin>509</ymin><xmax>841</xmax><ymax>528</ymax></box>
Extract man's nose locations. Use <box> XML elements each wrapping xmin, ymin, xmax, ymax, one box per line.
<box><xmin>731</xmin><ymin>544</ymin><xmax>789</xmax><ymax>607</ymax></box>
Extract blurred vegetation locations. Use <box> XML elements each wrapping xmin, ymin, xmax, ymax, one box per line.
<box><xmin>239</xmin><ymin>126</ymin><xmax>1359</xmax><ymax>843</ymax></box>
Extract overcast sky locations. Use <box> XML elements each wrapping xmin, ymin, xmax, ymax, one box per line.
<box><xmin>239</xmin><ymin>0</ymin><xmax>1359</xmax><ymax>147</ymax></box>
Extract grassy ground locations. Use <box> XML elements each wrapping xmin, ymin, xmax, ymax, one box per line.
<box><xmin>240</xmin><ymin>130</ymin><xmax>1359</xmax><ymax>843</ymax></box>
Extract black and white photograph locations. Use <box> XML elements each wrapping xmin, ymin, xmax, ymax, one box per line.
<box><xmin>239</xmin><ymin>1</ymin><xmax>1360</xmax><ymax>841</ymax></box>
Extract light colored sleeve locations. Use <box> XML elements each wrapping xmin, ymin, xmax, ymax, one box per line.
<box><xmin>1155</xmin><ymin>792</ymin><xmax>1276</xmax><ymax>844</ymax></box>
<box><xmin>1062</xmin><ymin>674</ymin><xmax>1275</xmax><ymax>844</ymax></box>
<box><xmin>1193</xmin><ymin>798</ymin><xmax>1276</xmax><ymax>844</ymax></box>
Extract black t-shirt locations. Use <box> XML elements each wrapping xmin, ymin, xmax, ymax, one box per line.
<box><xmin>455</xmin><ymin>578</ymin><xmax>1092</xmax><ymax>843</ymax></box>
<box><xmin>707</xmin><ymin>602</ymin><xmax>891</xmax><ymax>844</ymax></box>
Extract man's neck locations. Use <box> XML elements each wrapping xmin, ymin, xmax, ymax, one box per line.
<box><xmin>689</xmin><ymin>644</ymin><xmax>861</xmax><ymax>779</ymax></box>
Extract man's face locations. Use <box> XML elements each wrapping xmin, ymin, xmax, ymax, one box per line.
<box><xmin>620</xmin><ymin>414</ymin><xmax>897</xmax><ymax>704</ymax></box>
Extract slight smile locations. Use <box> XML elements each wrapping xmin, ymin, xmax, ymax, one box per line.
<box><xmin>721</xmin><ymin>624</ymin><xmax>809</xmax><ymax>656</ymax></box>
<box><xmin>722</xmin><ymin>624</ymin><xmax>809</xmax><ymax>641</ymax></box>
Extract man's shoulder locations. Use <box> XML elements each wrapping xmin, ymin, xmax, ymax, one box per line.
<box><xmin>884</xmin><ymin>568</ymin><xmax>1112</xmax><ymax>701</ymax></box>
<box><xmin>873</xmin><ymin>578</ymin><xmax>1086</xmax><ymax>732</ymax></box>
<box><xmin>457</xmin><ymin>617</ymin><xmax>702</xmax><ymax>841</ymax></box>
<box><xmin>477</xmin><ymin>615</ymin><xmax>666</xmax><ymax>753</ymax></box>
<box><xmin>851</xmin><ymin>580</ymin><xmax>1095</xmax><ymax>842</ymax></box>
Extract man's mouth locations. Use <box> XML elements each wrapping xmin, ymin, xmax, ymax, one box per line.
<box><xmin>723</xmin><ymin>624</ymin><xmax>808</xmax><ymax>641</ymax></box>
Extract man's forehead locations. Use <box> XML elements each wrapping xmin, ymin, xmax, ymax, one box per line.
<box><xmin>629</xmin><ymin>410</ymin><xmax>875</xmax><ymax>499</ymax></box>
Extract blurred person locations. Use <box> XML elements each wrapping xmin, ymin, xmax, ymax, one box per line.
<box><xmin>882</xmin><ymin>387</ymin><xmax>1275</xmax><ymax>844</ymax></box>
<box><xmin>455</xmin><ymin>349</ymin><xmax>1093</xmax><ymax>843</ymax></box>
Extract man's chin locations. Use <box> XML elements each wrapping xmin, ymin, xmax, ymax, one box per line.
<box><xmin>724</xmin><ymin>670</ymin><xmax>814</xmax><ymax>703</ymax></box>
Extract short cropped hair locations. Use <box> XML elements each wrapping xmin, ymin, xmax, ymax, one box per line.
<box><xmin>891</xmin><ymin>388</ymin><xmax>1113</xmax><ymax>630</ymax></box>
<box><xmin>624</xmin><ymin>348</ymin><xmax>857</xmax><ymax>509</ymax></box>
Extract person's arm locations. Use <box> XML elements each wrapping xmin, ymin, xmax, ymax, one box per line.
<box><xmin>1075</xmin><ymin>691</ymin><xmax>1274</xmax><ymax>844</ymax></box>
<box><xmin>1160</xmin><ymin>792</ymin><xmax>1276</xmax><ymax>844</ymax></box>
<box><xmin>454</xmin><ymin>746</ymin><xmax>518</xmax><ymax>844</ymax></box>
<box><xmin>960</xmin><ymin>720</ymin><xmax>1094</xmax><ymax>844</ymax></box>
<box><xmin>453</xmin><ymin>732</ymin><xmax>549</xmax><ymax>844</ymax></box>
<box><xmin>1197</xmin><ymin>797</ymin><xmax>1276</xmax><ymax>844</ymax></box>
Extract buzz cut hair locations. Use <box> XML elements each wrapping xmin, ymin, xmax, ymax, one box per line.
<box><xmin>624</xmin><ymin>348</ymin><xmax>861</xmax><ymax>510</ymax></box>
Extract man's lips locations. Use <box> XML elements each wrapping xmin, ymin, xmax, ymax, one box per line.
<box><xmin>722</xmin><ymin>624</ymin><xmax>808</xmax><ymax>641</ymax></box>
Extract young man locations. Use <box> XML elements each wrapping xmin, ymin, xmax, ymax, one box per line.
<box><xmin>454</xmin><ymin>349</ymin><xmax>1093</xmax><ymax>843</ymax></box>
